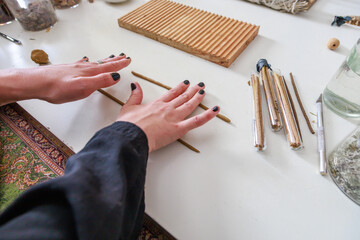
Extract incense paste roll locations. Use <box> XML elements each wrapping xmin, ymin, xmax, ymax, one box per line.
<box><xmin>250</xmin><ymin>74</ymin><xmax>265</xmax><ymax>151</ymax></box>
<box><xmin>273</xmin><ymin>71</ymin><xmax>303</xmax><ymax>150</ymax></box>
<box><xmin>256</xmin><ymin>59</ymin><xmax>282</xmax><ymax>132</ymax></box>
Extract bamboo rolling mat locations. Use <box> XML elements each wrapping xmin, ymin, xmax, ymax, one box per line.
<box><xmin>118</xmin><ymin>0</ymin><xmax>260</xmax><ymax>67</ymax></box>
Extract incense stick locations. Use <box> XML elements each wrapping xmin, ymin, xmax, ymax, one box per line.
<box><xmin>283</xmin><ymin>77</ymin><xmax>303</xmax><ymax>142</ymax></box>
<box><xmin>273</xmin><ymin>72</ymin><xmax>301</xmax><ymax>149</ymax></box>
<box><xmin>97</xmin><ymin>88</ymin><xmax>200</xmax><ymax>153</ymax></box>
<box><xmin>289</xmin><ymin>73</ymin><xmax>315</xmax><ymax>134</ymax></box>
<box><xmin>131</xmin><ymin>71</ymin><xmax>231</xmax><ymax>123</ymax></box>
<box><xmin>250</xmin><ymin>74</ymin><xmax>265</xmax><ymax>150</ymax></box>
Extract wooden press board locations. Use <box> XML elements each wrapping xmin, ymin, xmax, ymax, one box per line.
<box><xmin>118</xmin><ymin>0</ymin><xmax>260</xmax><ymax>67</ymax></box>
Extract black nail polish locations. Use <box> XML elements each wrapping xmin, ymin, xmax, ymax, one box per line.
<box><xmin>212</xmin><ymin>106</ymin><xmax>219</xmax><ymax>112</ymax></box>
<box><xmin>131</xmin><ymin>83</ymin><xmax>136</xmax><ymax>91</ymax></box>
<box><xmin>126</xmin><ymin>57</ymin><xmax>131</xmax><ymax>59</ymax></box>
<box><xmin>111</xmin><ymin>73</ymin><xmax>120</xmax><ymax>81</ymax></box>
<box><xmin>109</xmin><ymin>54</ymin><xmax>115</xmax><ymax>58</ymax></box>
<box><xmin>183</xmin><ymin>80</ymin><xmax>189</xmax><ymax>85</ymax></box>
<box><xmin>198</xmin><ymin>82</ymin><xmax>204</xmax><ymax>87</ymax></box>
<box><xmin>83</xmin><ymin>56</ymin><xmax>87</xmax><ymax>59</ymax></box>
<box><xmin>199</xmin><ymin>89</ymin><xmax>205</xmax><ymax>95</ymax></box>
<box><xmin>119</xmin><ymin>53</ymin><xmax>125</xmax><ymax>56</ymax></box>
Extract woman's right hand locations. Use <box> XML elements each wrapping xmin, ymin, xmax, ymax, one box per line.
<box><xmin>116</xmin><ymin>81</ymin><xmax>219</xmax><ymax>152</ymax></box>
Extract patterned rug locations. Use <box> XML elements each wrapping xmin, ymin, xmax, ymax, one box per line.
<box><xmin>0</xmin><ymin>103</ymin><xmax>175</xmax><ymax>240</ymax></box>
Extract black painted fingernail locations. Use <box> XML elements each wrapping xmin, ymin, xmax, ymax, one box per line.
<box><xmin>126</xmin><ymin>56</ymin><xmax>130</xmax><ymax>59</ymax></box>
<box><xmin>111</xmin><ymin>72</ymin><xmax>120</xmax><ymax>81</ymax></box>
<box><xmin>83</xmin><ymin>56</ymin><xmax>87</xmax><ymax>59</ymax></box>
<box><xmin>109</xmin><ymin>54</ymin><xmax>115</xmax><ymax>58</ymax></box>
<box><xmin>183</xmin><ymin>80</ymin><xmax>189</xmax><ymax>85</ymax></box>
<box><xmin>198</xmin><ymin>82</ymin><xmax>204</xmax><ymax>87</ymax></box>
<box><xmin>119</xmin><ymin>53</ymin><xmax>125</xmax><ymax>56</ymax></box>
<box><xmin>198</xmin><ymin>89</ymin><xmax>205</xmax><ymax>95</ymax></box>
<box><xmin>131</xmin><ymin>83</ymin><xmax>136</xmax><ymax>91</ymax></box>
<box><xmin>212</xmin><ymin>106</ymin><xmax>219</xmax><ymax>112</ymax></box>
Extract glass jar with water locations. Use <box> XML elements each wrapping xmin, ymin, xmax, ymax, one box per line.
<box><xmin>323</xmin><ymin>39</ymin><xmax>360</xmax><ymax>119</ymax></box>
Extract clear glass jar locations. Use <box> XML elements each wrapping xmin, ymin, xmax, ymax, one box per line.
<box><xmin>0</xmin><ymin>0</ymin><xmax>14</xmax><ymax>25</ymax></box>
<box><xmin>323</xmin><ymin>39</ymin><xmax>360</xmax><ymax>119</ymax></box>
<box><xmin>4</xmin><ymin>0</ymin><xmax>57</xmax><ymax>31</ymax></box>
<box><xmin>53</xmin><ymin>0</ymin><xmax>80</xmax><ymax>9</ymax></box>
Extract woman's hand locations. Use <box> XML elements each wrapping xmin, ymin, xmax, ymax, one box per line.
<box><xmin>0</xmin><ymin>54</ymin><xmax>131</xmax><ymax>106</ymax></box>
<box><xmin>117</xmin><ymin>81</ymin><xmax>219</xmax><ymax>152</ymax></box>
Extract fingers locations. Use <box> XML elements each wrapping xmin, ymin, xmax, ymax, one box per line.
<box><xmin>178</xmin><ymin>106</ymin><xmax>220</xmax><ymax>132</ymax></box>
<box><xmin>175</xmin><ymin>89</ymin><xmax>206</xmax><ymax>119</ymax></box>
<box><xmin>101</xmin><ymin>53</ymin><xmax>128</xmax><ymax>64</ymax></box>
<box><xmin>170</xmin><ymin>82</ymin><xmax>205</xmax><ymax>108</ymax></box>
<box><xmin>73</xmin><ymin>72</ymin><xmax>121</xmax><ymax>92</ymax></box>
<box><xmin>158</xmin><ymin>80</ymin><xmax>190</xmax><ymax>102</ymax></box>
<box><xmin>124</xmin><ymin>82</ymin><xmax>143</xmax><ymax>106</ymax></box>
<box><xmin>95</xmin><ymin>58</ymin><xmax>131</xmax><ymax>73</ymax></box>
<box><xmin>75</xmin><ymin>56</ymin><xmax>89</xmax><ymax>63</ymax></box>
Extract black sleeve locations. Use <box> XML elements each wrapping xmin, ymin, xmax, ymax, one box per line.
<box><xmin>0</xmin><ymin>121</ymin><xmax>149</xmax><ymax>240</ymax></box>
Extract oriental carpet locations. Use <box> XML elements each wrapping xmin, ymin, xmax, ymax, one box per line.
<box><xmin>0</xmin><ymin>103</ymin><xmax>175</xmax><ymax>240</ymax></box>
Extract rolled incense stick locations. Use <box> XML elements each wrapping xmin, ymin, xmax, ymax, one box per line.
<box><xmin>273</xmin><ymin>71</ymin><xmax>302</xmax><ymax>150</ymax></box>
<box><xmin>289</xmin><ymin>73</ymin><xmax>315</xmax><ymax>134</ymax></box>
<box><xmin>283</xmin><ymin>76</ymin><xmax>303</xmax><ymax>142</ymax></box>
<box><xmin>97</xmin><ymin>89</ymin><xmax>125</xmax><ymax>106</ymax></box>
<box><xmin>256</xmin><ymin>59</ymin><xmax>282</xmax><ymax>131</ymax></box>
<box><xmin>131</xmin><ymin>71</ymin><xmax>231</xmax><ymax>123</ymax></box>
<box><xmin>250</xmin><ymin>74</ymin><xmax>265</xmax><ymax>151</ymax></box>
<box><xmin>97</xmin><ymin>89</ymin><xmax>199</xmax><ymax>153</ymax></box>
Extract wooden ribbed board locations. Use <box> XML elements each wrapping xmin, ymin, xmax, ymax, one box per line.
<box><xmin>118</xmin><ymin>0</ymin><xmax>260</xmax><ymax>67</ymax></box>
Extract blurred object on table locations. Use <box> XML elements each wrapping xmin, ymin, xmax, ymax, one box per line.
<box><xmin>332</xmin><ymin>16</ymin><xmax>360</xmax><ymax>28</ymax></box>
<box><xmin>0</xmin><ymin>0</ymin><xmax>14</xmax><ymax>25</ymax></box>
<box><xmin>4</xmin><ymin>0</ymin><xmax>57</xmax><ymax>31</ymax></box>
<box><xmin>329</xmin><ymin>126</ymin><xmax>360</xmax><ymax>206</ymax></box>
<box><xmin>53</xmin><ymin>0</ymin><xmax>80</xmax><ymax>9</ymax></box>
<box><xmin>242</xmin><ymin>0</ymin><xmax>316</xmax><ymax>14</ymax></box>
<box><xmin>323</xmin><ymin>39</ymin><xmax>360</xmax><ymax>120</ymax></box>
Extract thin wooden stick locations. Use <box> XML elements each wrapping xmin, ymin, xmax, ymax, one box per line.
<box><xmin>131</xmin><ymin>71</ymin><xmax>231</xmax><ymax>123</ymax></box>
<box><xmin>97</xmin><ymin>89</ymin><xmax>125</xmax><ymax>106</ymax></box>
<box><xmin>283</xmin><ymin>76</ymin><xmax>303</xmax><ymax>142</ymax></box>
<box><xmin>97</xmin><ymin>88</ymin><xmax>199</xmax><ymax>153</ymax></box>
<box><xmin>289</xmin><ymin>73</ymin><xmax>315</xmax><ymax>134</ymax></box>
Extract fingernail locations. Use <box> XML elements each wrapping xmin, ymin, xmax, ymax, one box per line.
<box><xmin>109</xmin><ymin>54</ymin><xmax>115</xmax><ymax>58</ymax></box>
<box><xmin>126</xmin><ymin>56</ymin><xmax>131</xmax><ymax>59</ymax></box>
<box><xmin>111</xmin><ymin>72</ymin><xmax>120</xmax><ymax>81</ymax></box>
<box><xmin>198</xmin><ymin>89</ymin><xmax>205</xmax><ymax>95</ymax></box>
<box><xmin>131</xmin><ymin>83</ymin><xmax>136</xmax><ymax>91</ymax></box>
<box><xmin>119</xmin><ymin>53</ymin><xmax>125</xmax><ymax>56</ymax></box>
<box><xmin>212</xmin><ymin>106</ymin><xmax>219</xmax><ymax>112</ymax></box>
<box><xmin>83</xmin><ymin>56</ymin><xmax>87</xmax><ymax>59</ymax></box>
<box><xmin>183</xmin><ymin>80</ymin><xmax>189</xmax><ymax>85</ymax></box>
<box><xmin>198</xmin><ymin>82</ymin><xmax>204</xmax><ymax>87</ymax></box>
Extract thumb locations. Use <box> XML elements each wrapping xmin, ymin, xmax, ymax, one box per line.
<box><xmin>125</xmin><ymin>82</ymin><xmax>143</xmax><ymax>106</ymax></box>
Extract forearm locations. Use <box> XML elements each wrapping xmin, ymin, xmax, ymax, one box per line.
<box><xmin>0</xmin><ymin>121</ymin><xmax>149</xmax><ymax>240</ymax></box>
<box><xmin>0</xmin><ymin>68</ymin><xmax>52</xmax><ymax>106</ymax></box>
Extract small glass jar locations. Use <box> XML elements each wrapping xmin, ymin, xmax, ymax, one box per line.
<box><xmin>53</xmin><ymin>0</ymin><xmax>80</xmax><ymax>9</ymax></box>
<box><xmin>4</xmin><ymin>0</ymin><xmax>57</xmax><ymax>31</ymax></box>
<box><xmin>0</xmin><ymin>0</ymin><xmax>14</xmax><ymax>25</ymax></box>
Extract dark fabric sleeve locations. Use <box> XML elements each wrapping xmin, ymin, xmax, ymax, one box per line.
<box><xmin>0</xmin><ymin>121</ymin><xmax>149</xmax><ymax>240</ymax></box>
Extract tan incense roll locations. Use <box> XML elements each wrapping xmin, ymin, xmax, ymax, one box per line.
<box><xmin>273</xmin><ymin>72</ymin><xmax>301</xmax><ymax>149</ymax></box>
<box><xmin>131</xmin><ymin>71</ymin><xmax>231</xmax><ymax>123</ymax></box>
<box><xmin>260</xmin><ymin>66</ymin><xmax>282</xmax><ymax>131</ymax></box>
<box><xmin>97</xmin><ymin>89</ymin><xmax>199</xmax><ymax>153</ymax></box>
<box><xmin>251</xmin><ymin>74</ymin><xmax>264</xmax><ymax>150</ymax></box>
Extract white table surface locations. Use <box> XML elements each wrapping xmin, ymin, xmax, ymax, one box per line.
<box><xmin>1</xmin><ymin>0</ymin><xmax>360</xmax><ymax>239</ymax></box>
